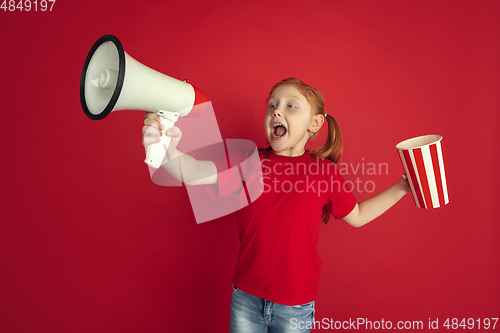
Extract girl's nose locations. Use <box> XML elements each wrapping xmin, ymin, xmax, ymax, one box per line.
<box><xmin>273</xmin><ymin>107</ymin><xmax>283</xmax><ymax>118</ymax></box>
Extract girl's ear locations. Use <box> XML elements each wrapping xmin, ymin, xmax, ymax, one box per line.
<box><xmin>309</xmin><ymin>114</ymin><xmax>325</xmax><ymax>134</ymax></box>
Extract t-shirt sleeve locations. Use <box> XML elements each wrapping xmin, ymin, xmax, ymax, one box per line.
<box><xmin>206</xmin><ymin>146</ymin><xmax>264</xmax><ymax>199</ymax></box>
<box><xmin>327</xmin><ymin>164</ymin><xmax>358</xmax><ymax>219</ymax></box>
<box><xmin>205</xmin><ymin>153</ymin><xmax>243</xmax><ymax>198</ymax></box>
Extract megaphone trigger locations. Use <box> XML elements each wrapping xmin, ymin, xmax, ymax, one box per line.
<box><xmin>145</xmin><ymin>111</ymin><xmax>180</xmax><ymax>169</ymax></box>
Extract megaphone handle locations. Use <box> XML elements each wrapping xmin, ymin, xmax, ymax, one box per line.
<box><xmin>145</xmin><ymin>112</ymin><xmax>179</xmax><ymax>169</ymax></box>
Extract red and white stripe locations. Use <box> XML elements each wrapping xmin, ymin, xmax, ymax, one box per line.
<box><xmin>398</xmin><ymin>140</ymin><xmax>449</xmax><ymax>209</ymax></box>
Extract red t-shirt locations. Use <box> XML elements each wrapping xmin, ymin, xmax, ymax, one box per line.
<box><xmin>210</xmin><ymin>147</ymin><xmax>357</xmax><ymax>305</ymax></box>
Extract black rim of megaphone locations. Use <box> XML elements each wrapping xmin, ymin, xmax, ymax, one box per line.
<box><xmin>80</xmin><ymin>34</ymin><xmax>125</xmax><ymax>120</ymax></box>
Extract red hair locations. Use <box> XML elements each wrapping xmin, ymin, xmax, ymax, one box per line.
<box><xmin>268</xmin><ymin>78</ymin><xmax>343</xmax><ymax>223</ymax></box>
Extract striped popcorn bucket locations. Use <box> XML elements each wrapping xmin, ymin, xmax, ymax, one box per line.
<box><xmin>396</xmin><ymin>135</ymin><xmax>449</xmax><ymax>209</ymax></box>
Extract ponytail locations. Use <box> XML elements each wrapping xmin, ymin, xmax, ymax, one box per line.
<box><xmin>309</xmin><ymin>114</ymin><xmax>343</xmax><ymax>164</ymax></box>
<box><xmin>310</xmin><ymin>114</ymin><xmax>343</xmax><ymax>224</ymax></box>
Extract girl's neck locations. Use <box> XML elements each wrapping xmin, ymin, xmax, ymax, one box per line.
<box><xmin>270</xmin><ymin>147</ymin><xmax>306</xmax><ymax>157</ymax></box>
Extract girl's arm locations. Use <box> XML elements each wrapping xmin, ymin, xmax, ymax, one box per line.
<box><xmin>161</xmin><ymin>148</ymin><xmax>217</xmax><ymax>185</ymax></box>
<box><xmin>343</xmin><ymin>175</ymin><xmax>411</xmax><ymax>228</ymax></box>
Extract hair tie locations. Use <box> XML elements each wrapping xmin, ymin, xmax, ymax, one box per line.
<box><xmin>324</xmin><ymin>113</ymin><xmax>328</xmax><ymax>118</ymax></box>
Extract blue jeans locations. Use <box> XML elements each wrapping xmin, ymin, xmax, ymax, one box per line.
<box><xmin>230</xmin><ymin>285</ymin><xmax>315</xmax><ymax>333</ymax></box>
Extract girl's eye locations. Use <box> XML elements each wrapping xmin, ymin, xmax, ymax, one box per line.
<box><xmin>268</xmin><ymin>104</ymin><xmax>276</xmax><ymax>109</ymax></box>
<box><xmin>287</xmin><ymin>104</ymin><xmax>296</xmax><ymax>108</ymax></box>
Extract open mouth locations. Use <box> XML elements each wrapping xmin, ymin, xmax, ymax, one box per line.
<box><xmin>272</xmin><ymin>123</ymin><xmax>287</xmax><ymax>138</ymax></box>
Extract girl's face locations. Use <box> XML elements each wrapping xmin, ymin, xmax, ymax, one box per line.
<box><xmin>265</xmin><ymin>85</ymin><xmax>324</xmax><ymax>156</ymax></box>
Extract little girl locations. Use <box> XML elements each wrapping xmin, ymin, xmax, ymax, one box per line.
<box><xmin>142</xmin><ymin>78</ymin><xmax>411</xmax><ymax>333</ymax></box>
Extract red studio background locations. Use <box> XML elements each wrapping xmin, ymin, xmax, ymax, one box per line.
<box><xmin>1</xmin><ymin>0</ymin><xmax>499</xmax><ymax>332</ymax></box>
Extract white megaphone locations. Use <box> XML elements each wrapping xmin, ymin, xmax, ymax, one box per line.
<box><xmin>80</xmin><ymin>34</ymin><xmax>208</xmax><ymax>168</ymax></box>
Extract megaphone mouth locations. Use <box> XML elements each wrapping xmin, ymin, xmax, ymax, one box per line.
<box><xmin>80</xmin><ymin>34</ymin><xmax>125</xmax><ymax>120</ymax></box>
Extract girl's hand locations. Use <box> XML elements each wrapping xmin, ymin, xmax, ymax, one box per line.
<box><xmin>142</xmin><ymin>112</ymin><xmax>162</xmax><ymax>148</ymax></box>
<box><xmin>398</xmin><ymin>173</ymin><xmax>411</xmax><ymax>194</ymax></box>
<box><xmin>142</xmin><ymin>112</ymin><xmax>182</xmax><ymax>164</ymax></box>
